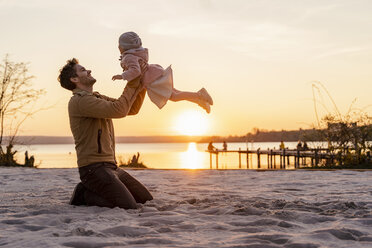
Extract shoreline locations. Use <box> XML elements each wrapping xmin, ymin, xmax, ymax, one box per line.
<box><xmin>3</xmin><ymin>136</ymin><xmax>335</xmax><ymax>145</ymax></box>
<box><xmin>1</xmin><ymin>166</ymin><xmax>372</xmax><ymax>171</ymax></box>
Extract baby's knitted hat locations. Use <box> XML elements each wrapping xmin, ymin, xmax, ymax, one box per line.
<box><xmin>119</xmin><ymin>32</ymin><xmax>142</xmax><ymax>51</ymax></box>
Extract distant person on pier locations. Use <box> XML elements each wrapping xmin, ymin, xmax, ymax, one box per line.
<box><xmin>279</xmin><ymin>141</ymin><xmax>285</xmax><ymax>150</ymax></box>
<box><xmin>297</xmin><ymin>141</ymin><xmax>303</xmax><ymax>150</ymax></box>
<box><xmin>303</xmin><ymin>141</ymin><xmax>309</xmax><ymax>150</ymax></box>
<box><xmin>223</xmin><ymin>141</ymin><xmax>227</xmax><ymax>151</ymax></box>
<box><xmin>208</xmin><ymin>141</ymin><xmax>216</xmax><ymax>152</ymax></box>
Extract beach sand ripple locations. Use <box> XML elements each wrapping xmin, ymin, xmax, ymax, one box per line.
<box><xmin>1</xmin><ymin>168</ymin><xmax>372</xmax><ymax>247</ymax></box>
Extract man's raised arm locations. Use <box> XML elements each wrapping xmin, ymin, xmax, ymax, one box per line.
<box><xmin>95</xmin><ymin>88</ymin><xmax>146</xmax><ymax>116</ymax></box>
<box><xmin>71</xmin><ymin>78</ymin><xmax>144</xmax><ymax>119</ymax></box>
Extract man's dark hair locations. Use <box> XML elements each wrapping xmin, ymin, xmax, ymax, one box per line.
<box><xmin>58</xmin><ymin>58</ymin><xmax>79</xmax><ymax>90</ymax></box>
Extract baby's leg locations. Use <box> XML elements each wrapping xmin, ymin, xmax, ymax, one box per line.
<box><xmin>170</xmin><ymin>88</ymin><xmax>211</xmax><ymax>113</ymax></box>
<box><xmin>169</xmin><ymin>88</ymin><xmax>200</xmax><ymax>104</ymax></box>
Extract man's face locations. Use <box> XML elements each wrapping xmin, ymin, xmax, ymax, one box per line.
<box><xmin>72</xmin><ymin>64</ymin><xmax>96</xmax><ymax>86</ymax></box>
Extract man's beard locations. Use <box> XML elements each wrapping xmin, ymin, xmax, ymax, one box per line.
<box><xmin>89</xmin><ymin>78</ymin><xmax>97</xmax><ymax>84</ymax></box>
<box><xmin>82</xmin><ymin>77</ymin><xmax>96</xmax><ymax>86</ymax></box>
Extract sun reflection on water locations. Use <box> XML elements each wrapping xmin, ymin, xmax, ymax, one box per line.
<box><xmin>180</xmin><ymin>142</ymin><xmax>205</xmax><ymax>169</ymax></box>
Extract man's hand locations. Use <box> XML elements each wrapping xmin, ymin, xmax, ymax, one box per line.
<box><xmin>112</xmin><ymin>74</ymin><xmax>123</xmax><ymax>81</ymax></box>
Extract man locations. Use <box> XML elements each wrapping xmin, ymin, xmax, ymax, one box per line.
<box><xmin>58</xmin><ymin>58</ymin><xmax>153</xmax><ymax>209</ymax></box>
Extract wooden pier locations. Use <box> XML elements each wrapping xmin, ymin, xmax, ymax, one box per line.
<box><xmin>206</xmin><ymin>148</ymin><xmax>333</xmax><ymax>169</ymax></box>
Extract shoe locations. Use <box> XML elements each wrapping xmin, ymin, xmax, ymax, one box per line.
<box><xmin>69</xmin><ymin>182</ymin><xmax>86</xmax><ymax>206</ymax></box>
<box><xmin>198</xmin><ymin>100</ymin><xmax>211</xmax><ymax>114</ymax></box>
<box><xmin>198</xmin><ymin>88</ymin><xmax>213</xmax><ymax>105</ymax></box>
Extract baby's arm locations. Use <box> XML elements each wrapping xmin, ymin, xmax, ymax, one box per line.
<box><xmin>112</xmin><ymin>54</ymin><xmax>142</xmax><ymax>82</ymax></box>
<box><xmin>112</xmin><ymin>75</ymin><xmax>123</xmax><ymax>80</ymax></box>
<box><xmin>122</xmin><ymin>55</ymin><xmax>142</xmax><ymax>81</ymax></box>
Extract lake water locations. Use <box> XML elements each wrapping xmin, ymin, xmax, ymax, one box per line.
<box><xmin>12</xmin><ymin>141</ymin><xmax>320</xmax><ymax>169</ymax></box>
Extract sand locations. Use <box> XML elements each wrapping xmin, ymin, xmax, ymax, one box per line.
<box><xmin>1</xmin><ymin>168</ymin><xmax>372</xmax><ymax>248</ymax></box>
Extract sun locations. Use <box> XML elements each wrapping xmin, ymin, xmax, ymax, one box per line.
<box><xmin>174</xmin><ymin>110</ymin><xmax>209</xmax><ymax>136</ymax></box>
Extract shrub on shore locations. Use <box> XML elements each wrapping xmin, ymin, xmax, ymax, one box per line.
<box><xmin>0</xmin><ymin>144</ymin><xmax>35</xmax><ymax>167</ymax></box>
<box><xmin>118</xmin><ymin>153</ymin><xmax>147</xmax><ymax>169</ymax></box>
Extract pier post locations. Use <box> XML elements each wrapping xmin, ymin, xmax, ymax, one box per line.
<box><xmin>239</xmin><ymin>148</ymin><xmax>241</xmax><ymax>169</ymax></box>
<box><xmin>267</xmin><ymin>149</ymin><xmax>270</xmax><ymax>169</ymax></box>
<box><xmin>315</xmin><ymin>149</ymin><xmax>319</xmax><ymax>166</ymax></box>
<box><xmin>295</xmin><ymin>151</ymin><xmax>298</xmax><ymax>168</ymax></box>
<box><xmin>216</xmin><ymin>152</ymin><xmax>219</xmax><ymax>169</ymax></box>
<box><xmin>283</xmin><ymin>149</ymin><xmax>286</xmax><ymax>169</ymax></box>
<box><xmin>246</xmin><ymin>148</ymin><xmax>249</xmax><ymax>169</ymax></box>
<box><xmin>210</xmin><ymin>152</ymin><xmax>212</xmax><ymax>169</ymax></box>
<box><xmin>280</xmin><ymin>151</ymin><xmax>283</xmax><ymax>169</ymax></box>
<box><xmin>257</xmin><ymin>149</ymin><xmax>261</xmax><ymax>169</ymax></box>
<box><xmin>270</xmin><ymin>149</ymin><xmax>273</xmax><ymax>169</ymax></box>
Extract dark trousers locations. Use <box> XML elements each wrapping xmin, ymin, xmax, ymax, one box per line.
<box><xmin>78</xmin><ymin>162</ymin><xmax>153</xmax><ymax>209</ymax></box>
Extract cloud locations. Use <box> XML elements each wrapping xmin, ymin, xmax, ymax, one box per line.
<box><xmin>148</xmin><ymin>16</ymin><xmax>306</xmax><ymax>60</ymax></box>
<box><xmin>312</xmin><ymin>46</ymin><xmax>372</xmax><ymax>60</ymax></box>
<box><xmin>145</xmin><ymin>0</ymin><xmax>372</xmax><ymax>61</ymax></box>
<box><xmin>296</xmin><ymin>2</ymin><xmax>349</xmax><ymax>22</ymax></box>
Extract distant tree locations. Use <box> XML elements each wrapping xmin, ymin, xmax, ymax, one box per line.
<box><xmin>0</xmin><ymin>55</ymin><xmax>45</xmax><ymax>166</ymax></box>
<box><xmin>308</xmin><ymin>81</ymin><xmax>372</xmax><ymax>166</ymax></box>
<box><xmin>320</xmin><ymin>112</ymin><xmax>372</xmax><ymax>165</ymax></box>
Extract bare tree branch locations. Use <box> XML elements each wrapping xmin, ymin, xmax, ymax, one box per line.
<box><xmin>0</xmin><ymin>55</ymin><xmax>46</xmax><ymax>157</ymax></box>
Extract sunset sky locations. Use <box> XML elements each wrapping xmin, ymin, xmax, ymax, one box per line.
<box><xmin>1</xmin><ymin>0</ymin><xmax>372</xmax><ymax>137</ymax></box>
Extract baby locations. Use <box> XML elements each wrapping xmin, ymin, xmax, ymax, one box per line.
<box><xmin>112</xmin><ymin>32</ymin><xmax>213</xmax><ymax>113</ymax></box>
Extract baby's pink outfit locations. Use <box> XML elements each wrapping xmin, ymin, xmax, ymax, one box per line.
<box><xmin>120</xmin><ymin>47</ymin><xmax>173</xmax><ymax>109</ymax></box>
